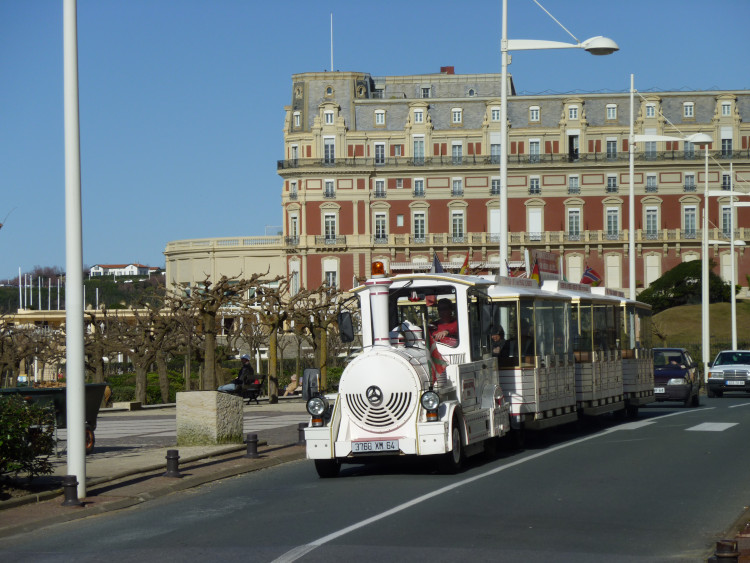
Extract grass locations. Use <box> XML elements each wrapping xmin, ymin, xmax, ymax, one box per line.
<box><xmin>653</xmin><ymin>300</ymin><xmax>750</xmax><ymax>354</ymax></box>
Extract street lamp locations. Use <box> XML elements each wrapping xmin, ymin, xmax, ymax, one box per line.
<box><xmin>499</xmin><ymin>0</ymin><xmax>618</xmax><ymax>273</ymax></box>
<box><xmin>627</xmin><ymin>89</ymin><xmax>712</xmax><ymax>302</ymax></box>
<box><xmin>689</xmin><ymin>133</ymin><xmax>715</xmax><ymax>373</ymax></box>
<box><xmin>708</xmin><ymin>184</ymin><xmax>749</xmax><ymax>350</ymax></box>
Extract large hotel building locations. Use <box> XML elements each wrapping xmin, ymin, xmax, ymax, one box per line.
<box><xmin>165</xmin><ymin>68</ymin><xmax>750</xmax><ymax>295</ymax></box>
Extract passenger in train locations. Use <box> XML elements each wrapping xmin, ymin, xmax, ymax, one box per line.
<box><xmin>519</xmin><ymin>319</ymin><xmax>535</xmax><ymax>357</ymax></box>
<box><xmin>491</xmin><ymin>326</ymin><xmax>517</xmax><ymax>358</ymax></box>
<box><xmin>431</xmin><ymin>298</ymin><xmax>458</xmax><ymax>347</ymax></box>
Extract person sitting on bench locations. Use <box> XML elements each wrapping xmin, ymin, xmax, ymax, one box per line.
<box><xmin>218</xmin><ymin>354</ymin><xmax>255</xmax><ymax>393</ymax></box>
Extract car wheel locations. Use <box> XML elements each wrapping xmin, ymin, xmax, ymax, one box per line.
<box><xmin>690</xmin><ymin>388</ymin><xmax>700</xmax><ymax>407</ymax></box>
<box><xmin>707</xmin><ymin>387</ymin><xmax>717</xmax><ymax>398</ymax></box>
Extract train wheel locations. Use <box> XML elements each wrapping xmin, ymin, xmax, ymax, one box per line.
<box><xmin>314</xmin><ymin>459</ymin><xmax>341</xmax><ymax>478</ymax></box>
<box><xmin>85</xmin><ymin>427</ymin><xmax>95</xmax><ymax>455</ymax></box>
<box><xmin>438</xmin><ymin>425</ymin><xmax>463</xmax><ymax>474</ymax></box>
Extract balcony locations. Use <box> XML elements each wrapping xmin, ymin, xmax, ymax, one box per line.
<box><xmin>684</xmin><ymin>183</ymin><xmax>697</xmax><ymax>192</ymax></box>
<box><xmin>413</xmin><ymin>189</ymin><xmax>425</xmax><ymax>198</ymax></box>
<box><xmin>314</xmin><ymin>235</ymin><xmax>347</xmax><ymax>247</ymax></box>
<box><xmin>374</xmin><ymin>190</ymin><xmax>387</xmax><ymax>199</ymax></box>
<box><xmin>289</xmin><ymin>192</ymin><xmax>298</xmax><ymax>200</ymax></box>
<box><xmin>373</xmin><ymin>235</ymin><xmax>389</xmax><ymax>245</ymax></box>
<box><xmin>277</xmin><ymin>148</ymin><xmax>750</xmax><ymax>171</ymax></box>
<box><xmin>323</xmin><ymin>190</ymin><xmax>336</xmax><ymax>199</ymax></box>
<box><xmin>450</xmin><ymin>188</ymin><xmax>464</xmax><ymax>197</ymax></box>
<box><xmin>285</xmin><ymin>236</ymin><xmax>299</xmax><ymax>246</ymax></box>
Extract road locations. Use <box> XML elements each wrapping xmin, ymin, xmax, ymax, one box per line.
<box><xmin>5</xmin><ymin>396</ymin><xmax>750</xmax><ymax>562</ymax></box>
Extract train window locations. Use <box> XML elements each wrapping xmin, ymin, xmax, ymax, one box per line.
<box><xmin>467</xmin><ymin>290</ymin><xmax>490</xmax><ymax>361</ymax></box>
<box><xmin>489</xmin><ymin>301</ymin><xmax>519</xmax><ymax>367</ymax></box>
<box><xmin>519</xmin><ymin>300</ymin><xmax>536</xmax><ymax>366</ymax></box>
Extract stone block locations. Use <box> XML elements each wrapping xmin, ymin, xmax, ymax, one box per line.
<box><xmin>176</xmin><ymin>391</ymin><xmax>244</xmax><ymax>446</ymax></box>
<box><xmin>112</xmin><ymin>401</ymin><xmax>142</xmax><ymax>411</ymax></box>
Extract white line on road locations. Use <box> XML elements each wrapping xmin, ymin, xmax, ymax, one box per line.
<box><xmin>273</xmin><ymin>407</ymin><xmax>722</xmax><ymax>562</ymax></box>
<box><xmin>686</xmin><ymin>422</ymin><xmax>739</xmax><ymax>431</ymax></box>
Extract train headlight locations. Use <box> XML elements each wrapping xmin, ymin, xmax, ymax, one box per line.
<box><xmin>421</xmin><ymin>391</ymin><xmax>440</xmax><ymax>411</ymax></box>
<box><xmin>307</xmin><ymin>396</ymin><xmax>328</xmax><ymax>417</ymax></box>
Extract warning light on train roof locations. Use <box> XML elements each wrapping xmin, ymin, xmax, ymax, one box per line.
<box><xmin>371</xmin><ymin>261</ymin><xmax>386</xmax><ymax>277</ymax></box>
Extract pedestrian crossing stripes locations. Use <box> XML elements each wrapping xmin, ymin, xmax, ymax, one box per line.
<box><xmin>686</xmin><ymin>422</ymin><xmax>739</xmax><ymax>432</ymax></box>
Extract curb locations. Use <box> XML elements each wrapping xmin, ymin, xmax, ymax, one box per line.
<box><xmin>0</xmin><ymin>443</ymin><xmax>250</xmax><ymax>512</ymax></box>
<box><xmin>0</xmin><ymin>446</ymin><xmax>306</xmax><ymax>540</ymax></box>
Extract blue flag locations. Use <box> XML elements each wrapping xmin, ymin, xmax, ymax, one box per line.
<box><xmin>431</xmin><ymin>253</ymin><xmax>445</xmax><ymax>273</ymax></box>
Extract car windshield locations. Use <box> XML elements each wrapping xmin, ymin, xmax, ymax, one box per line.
<box><xmin>654</xmin><ymin>350</ymin><xmax>683</xmax><ymax>366</ymax></box>
<box><xmin>714</xmin><ymin>352</ymin><xmax>750</xmax><ymax>366</ymax></box>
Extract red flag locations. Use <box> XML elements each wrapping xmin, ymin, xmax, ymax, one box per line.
<box><xmin>428</xmin><ymin>332</ymin><xmax>448</xmax><ymax>383</ymax></box>
<box><xmin>530</xmin><ymin>258</ymin><xmax>540</xmax><ymax>285</ymax></box>
<box><xmin>580</xmin><ymin>265</ymin><xmax>602</xmax><ymax>286</ymax></box>
<box><xmin>459</xmin><ymin>251</ymin><xmax>470</xmax><ymax>275</ymax></box>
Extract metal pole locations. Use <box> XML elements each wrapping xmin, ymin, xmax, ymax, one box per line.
<box><xmin>63</xmin><ymin>0</ymin><xmax>87</xmax><ymax>499</ymax></box>
<box><xmin>628</xmin><ymin>74</ymin><xmax>636</xmax><ymax>300</ymax></box>
<box><xmin>701</xmin><ymin>143</ymin><xmax>710</xmax><ymax>374</ymax></box>
<box><xmin>499</xmin><ymin>0</ymin><xmax>509</xmax><ymax>273</ymax></box>
<box><xmin>730</xmin><ymin>162</ymin><xmax>737</xmax><ymax>350</ymax></box>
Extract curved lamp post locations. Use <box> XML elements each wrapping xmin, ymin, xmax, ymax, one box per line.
<box><xmin>499</xmin><ymin>0</ymin><xmax>618</xmax><ymax>272</ymax></box>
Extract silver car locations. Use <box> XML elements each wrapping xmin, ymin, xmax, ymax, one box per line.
<box><xmin>706</xmin><ymin>350</ymin><xmax>750</xmax><ymax>398</ymax></box>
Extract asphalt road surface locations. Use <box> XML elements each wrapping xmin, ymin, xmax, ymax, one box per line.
<box><xmin>5</xmin><ymin>396</ymin><xmax>750</xmax><ymax>562</ymax></box>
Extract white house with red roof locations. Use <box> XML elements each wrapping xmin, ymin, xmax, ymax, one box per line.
<box><xmin>89</xmin><ymin>263</ymin><xmax>160</xmax><ymax>277</ymax></box>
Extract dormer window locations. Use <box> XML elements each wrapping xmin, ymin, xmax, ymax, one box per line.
<box><xmin>324</xmin><ymin>111</ymin><xmax>334</xmax><ymax>125</ymax></box>
<box><xmin>683</xmin><ymin>102</ymin><xmax>694</xmax><ymax>118</ymax></box>
<box><xmin>645</xmin><ymin>104</ymin><xmax>656</xmax><ymax>118</ymax></box>
<box><xmin>375</xmin><ymin>110</ymin><xmax>385</xmax><ymax>126</ymax></box>
<box><xmin>414</xmin><ymin>109</ymin><xmax>424</xmax><ymax>124</ymax></box>
<box><xmin>451</xmin><ymin>108</ymin><xmax>463</xmax><ymax>124</ymax></box>
<box><xmin>722</xmin><ymin>101</ymin><xmax>732</xmax><ymax>116</ymax></box>
<box><xmin>529</xmin><ymin>106</ymin><xmax>540</xmax><ymax>122</ymax></box>
<box><xmin>568</xmin><ymin>106</ymin><xmax>579</xmax><ymax>120</ymax></box>
<box><xmin>491</xmin><ymin>106</ymin><xmax>501</xmax><ymax>121</ymax></box>
<box><xmin>606</xmin><ymin>104</ymin><xmax>617</xmax><ymax>120</ymax></box>
<box><xmin>325</xmin><ymin>86</ymin><xmax>334</xmax><ymax>97</ymax></box>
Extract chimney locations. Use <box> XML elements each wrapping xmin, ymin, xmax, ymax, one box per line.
<box><xmin>440</xmin><ymin>66</ymin><xmax>455</xmax><ymax>75</ymax></box>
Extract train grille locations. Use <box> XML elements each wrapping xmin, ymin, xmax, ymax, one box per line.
<box><xmin>722</xmin><ymin>370</ymin><xmax>749</xmax><ymax>381</ymax></box>
<box><xmin>344</xmin><ymin>392</ymin><xmax>413</xmax><ymax>428</ymax></box>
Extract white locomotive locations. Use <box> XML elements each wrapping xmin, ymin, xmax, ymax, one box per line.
<box><xmin>303</xmin><ymin>262</ymin><xmax>653</xmax><ymax>478</ymax></box>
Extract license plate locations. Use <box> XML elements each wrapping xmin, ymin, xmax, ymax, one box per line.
<box><xmin>351</xmin><ymin>440</ymin><xmax>399</xmax><ymax>453</ymax></box>
<box><xmin>654</xmin><ymin>387</ymin><xmax>665</xmax><ymax>394</ymax></box>
<box><xmin>726</xmin><ymin>380</ymin><xmax>745</xmax><ymax>386</ymax></box>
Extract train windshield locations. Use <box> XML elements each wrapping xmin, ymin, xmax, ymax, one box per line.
<box><xmin>389</xmin><ymin>286</ymin><xmax>459</xmax><ymax>348</ymax></box>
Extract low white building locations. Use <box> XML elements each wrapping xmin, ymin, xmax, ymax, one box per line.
<box><xmin>89</xmin><ymin>263</ymin><xmax>160</xmax><ymax>277</ymax></box>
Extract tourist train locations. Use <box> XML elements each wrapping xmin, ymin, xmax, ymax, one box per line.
<box><xmin>303</xmin><ymin>262</ymin><xmax>654</xmax><ymax>478</ymax></box>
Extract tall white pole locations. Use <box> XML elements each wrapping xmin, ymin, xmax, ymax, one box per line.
<box><xmin>330</xmin><ymin>13</ymin><xmax>333</xmax><ymax>73</ymax></box>
<box><xmin>499</xmin><ymin>0</ymin><xmax>509</xmax><ymax>273</ymax></box>
<box><xmin>730</xmin><ymin>162</ymin><xmax>737</xmax><ymax>350</ymax></box>
<box><xmin>628</xmin><ymin>74</ymin><xmax>636</xmax><ymax>300</ymax></box>
<box><xmin>18</xmin><ymin>267</ymin><xmax>21</xmax><ymax>310</ymax></box>
<box><xmin>63</xmin><ymin>0</ymin><xmax>87</xmax><ymax>499</ymax></box>
<box><xmin>701</xmin><ymin>143</ymin><xmax>710</xmax><ymax>374</ymax></box>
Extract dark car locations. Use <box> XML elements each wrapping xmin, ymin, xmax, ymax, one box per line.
<box><xmin>653</xmin><ymin>348</ymin><xmax>700</xmax><ymax>407</ymax></box>
<box><xmin>706</xmin><ymin>350</ymin><xmax>750</xmax><ymax>398</ymax></box>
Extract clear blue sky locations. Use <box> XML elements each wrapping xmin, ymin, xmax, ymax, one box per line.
<box><xmin>1</xmin><ymin>0</ymin><xmax>748</xmax><ymax>281</ymax></box>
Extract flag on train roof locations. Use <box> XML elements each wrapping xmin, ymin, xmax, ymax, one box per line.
<box><xmin>427</xmin><ymin>331</ymin><xmax>448</xmax><ymax>383</ymax></box>
<box><xmin>431</xmin><ymin>252</ymin><xmax>445</xmax><ymax>273</ymax></box>
<box><xmin>580</xmin><ymin>265</ymin><xmax>602</xmax><ymax>286</ymax></box>
<box><xmin>458</xmin><ymin>251</ymin><xmax>470</xmax><ymax>275</ymax></box>
<box><xmin>530</xmin><ymin>258</ymin><xmax>540</xmax><ymax>285</ymax></box>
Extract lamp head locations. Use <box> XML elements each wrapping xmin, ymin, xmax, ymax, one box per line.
<box><xmin>686</xmin><ymin>133</ymin><xmax>713</xmax><ymax>146</ymax></box>
<box><xmin>580</xmin><ymin>36</ymin><xmax>619</xmax><ymax>55</ymax></box>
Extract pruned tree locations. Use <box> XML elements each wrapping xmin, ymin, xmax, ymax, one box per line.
<box><xmin>290</xmin><ymin>283</ymin><xmax>345</xmax><ymax>390</ymax></box>
<box><xmin>0</xmin><ymin>320</ymin><xmax>36</xmax><ymax>387</ymax></box>
<box><xmin>227</xmin><ymin>308</ymin><xmax>268</xmax><ymax>373</ymax></box>
<box><xmin>178</xmin><ymin>273</ymin><xmax>269</xmax><ymax>391</ymax></box>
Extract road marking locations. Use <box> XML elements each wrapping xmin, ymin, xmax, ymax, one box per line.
<box><xmin>686</xmin><ymin>422</ymin><xmax>738</xmax><ymax>432</ymax></box>
<box><xmin>729</xmin><ymin>402</ymin><xmax>750</xmax><ymax>409</ymax></box>
<box><xmin>272</xmin><ymin>424</ymin><xmax>635</xmax><ymax>563</ymax></box>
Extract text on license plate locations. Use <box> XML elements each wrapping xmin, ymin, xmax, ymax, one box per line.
<box><xmin>352</xmin><ymin>440</ymin><xmax>399</xmax><ymax>453</ymax></box>
<box><xmin>726</xmin><ymin>380</ymin><xmax>745</xmax><ymax>386</ymax></box>
<box><xmin>654</xmin><ymin>387</ymin><xmax>665</xmax><ymax>394</ymax></box>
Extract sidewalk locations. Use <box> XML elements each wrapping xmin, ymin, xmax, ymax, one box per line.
<box><xmin>0</xmin><ymin>398</ymin><xmax>309</xmax><ymax>539</ymax></box>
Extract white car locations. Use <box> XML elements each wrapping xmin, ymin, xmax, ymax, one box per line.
<box><xmin>706</xmin><ymin>350</ymin><xmax>750</xmax><ymax>398</ymax></box>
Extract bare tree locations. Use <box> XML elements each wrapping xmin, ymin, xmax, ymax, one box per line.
<box><xmin>178</xmin><ymin>273</ymin><xmax>270</xmax><ymax>391</ymax></box>
<box><xmin>290</xmin><ymin>283</ymin><xmax>345</xmax><ymax>390</ymax></box>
